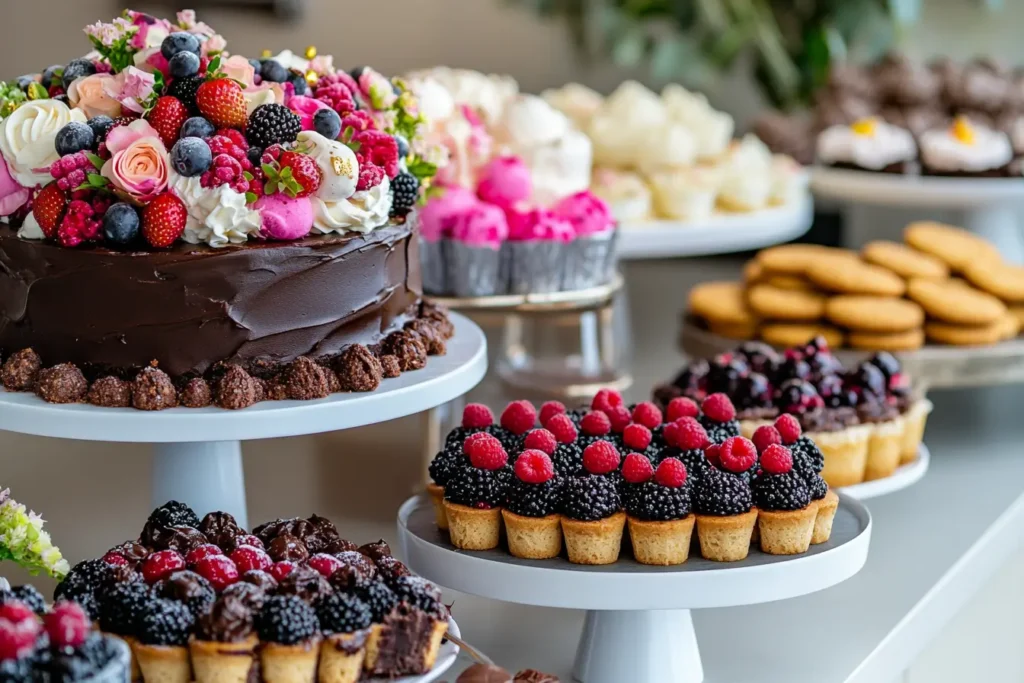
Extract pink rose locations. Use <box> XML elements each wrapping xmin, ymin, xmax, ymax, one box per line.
<box><xmin>108</xmin><ymin>67</ymin><xmax>156</xmax><ymax>114</ymax></box>
<box><xmin>288</xmin><ymin>96</ymin><xmax>330</xmax><ymax>131</ymax></box>
<box><xmin>68</xmin><ymin>74</ymin><xmax>122</xmax><ymax>120</ymax></box>
<box><xmin>204</xmin><ymin>34</ymin><xmax>227</xmax><ymax>55</ymax></box>
<box><xmin>222</xmin><ymin>55</ymin><xmax>255</xmax><ymax>88</ymax></box>
<box><xmin>0</xmin><ymin>155</ymin><xmax>30</xmax><ymax>217</ymax></box>
<box><xmin>358</xmin><ymin>68</ymin><xmax>397</xmax><ymax>110</ymax></box>
<box><xmin>101</xmin><ymin>120</ymin><xmax>168</xmax><ymax>202</ymax></box>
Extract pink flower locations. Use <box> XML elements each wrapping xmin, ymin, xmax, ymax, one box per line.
<box><xmin>222</xmin><ymin>55</ymin><xmax>256</xmax><ymax>89</ymax></box>
<box><xmin>288</xmin><ymin>96</ymin><xmax>331</xmax><ymax>132</ymax></box>
<box><xmin>358</xmin><ymin>69</ymin><xmax>397</xmax><ymax>110</ymax></box>
<box><xmin>108</xmin><ymin>67</ymin><xmax>155</xmax><ymax>114</ymax></box>
<box><xmin>204</xmin><ymin>34</ymin><xmax>227</xmax><ymax>54</ymax></box>
<box><xmin>0</xmin><ymin>155</ymin><xmax>30</xmax><ymax>218</ymax></box>
<box><xmin>68</xmin><ymin>73</ymin><xmax>122</xmax><ymax>119</ymax></box>
<box><xmin>101</xmin><ymin>120</ymin><xmax>169</xmax><ymax>202</ymax></box>
<box><xmin>309</xmin><ymin>55</ymin><xmax>334</xmax><ymax>76</ymax></box>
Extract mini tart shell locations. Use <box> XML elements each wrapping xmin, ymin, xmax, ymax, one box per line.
<box><xmin>442</xmin><ymin>500</ymin><xmax>501</xmax><ymax>550</ymax></box>
<box><xmin>501</xmin><ymin>509</ymin><xmax>563</xmax><ymax>560</ymax></box>
<box><xmin>426</xmin><ymin>483</ymin><xmax>447</xmax><ymax>530</ymax></box>
<box><xmin>260</xmin><ymin>638</ymin><xmax>322</xmax><ymax>683</ymax></box>
<box><xmin>900</xmin><ymin>398</ymin><xmax>933</xmax><ymax>464</ymax></box>
<box><xmin>561</xmin><ymin>511</ymin><xmax>627</xmax><ymax>565</ymax></box>
<box><xmin>694</xmin><ymin>508</ymin><xmax>758</xmax><ymax>562</ymax></box>
<box><xmin>132</xmin><ymin>642</ymin><xmax>192</xmax><ymax>683</ymax></box>
<box><xmin>189</xmin><ymin>635</ymin><xmax>258</xmax><ymax>683</ymax></box>
<box><xmin>757</xmin><ymin>503</ymin><xmax>818</xmax><ymax>555</ymax></box>
<box><xmin>864</xmin><ymin>416</ymin><xmax>905</xmax><ymax>481</ymax></box>
<box><xmin>812</xmin><ymin>489</ymin><xmax>840</xmax><ymax>545</ymax></box>
<box><xmin>627</xmin><ymin>514</ymin><xmax>696</xmax><ymax>566</ymax></box>
<box><xmin>318</xmin><ymin>632</ymin><xmax>368</xmax><ymax>683</ymax></box>
<box><xmin>809</xmin><ymin>424</ymin><xmax>872</xmax><ymax>488</ymax></box>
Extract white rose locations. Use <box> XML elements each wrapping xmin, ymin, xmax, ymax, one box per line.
<box><xmin>297</xmin><ymin>131</ymin><xmax>358</xmax><ymax>202</ymax></box>
<box><xmin>244</xmin><ymin>87</ymin><xmax>277</xmax><ymax>117</ymax></box>
<box><xmin>0</xmin><ymin>100</ymin><xmax>87</xmax><ymax>188</ymax></box>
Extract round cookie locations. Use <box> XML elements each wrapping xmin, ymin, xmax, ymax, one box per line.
<box><xmin>688</xmin><ymin>281</ymin><xmax>756</xmax><ymax>326</ymax></box>
<box><xmin>963</xmin><ymin>261</ymin><xmax>1024</xmax><ymax>304</ymax></box>
<box><xmin>708</xmin><ymin>321</ymin><xmax>760</xmax><ymax>340</ymax></box>
<box><xmin>756</xmin><ymin>244</ymin><xmax>858</xmax><ymax>276</ymax></box>
<box><xmin>861</xmin><ymin>240</ymin><xmax>949</xmax><ymax>281</ymax></box>
<box><xmin>743</xmin><ymin>260</ymin><xmax>764</xmax><ymax>284</ymax></box>
<box><xmin>904</xmin><ymin>221</ymin><xmax>1002</xmax><ymax>272</ymax></box>
<box><xmin>925</xmin><ymin>320</ymin><xmax>1004</xmax><ymax>346</ymax></box>
<box><xmin>848</xmin><ymin>328</ymin><xmax>925</xmax><ymax>352</ymax></box>
<box><xmin>825</xmin><ymin>296</ymin><xmax>925</xmax><ymax>332</ymax></box>
<box><xmin>1010</xmin><ymin>305</ymin><xmax>1024</xmax><ymax>330</ymax></box>
<box><xmin>747</xmin><ymin>284</ymin><xmax>827</xmax><ymax>321</ymax></box>
<box><xmin>997</xmin><ymin>312</ymin><xmax>1020</xmax><ymax>340</ymax></box>
<box><xmin>907</xmin><ymin>278</ymin><xmax>1007</xmax><ymax>325</ymax></box>
<box><xmin>761</xmin><ymin>323</ymin><xmax>844</xmax><ymax>349</ymax></box>
<box><xmin>806</xmin><ymin>259</ymin><xmax>906</xmax><ymax>297</ymax></box>
<box><xmin>764</xmin><ymin>274</ymin><xmax>814</xmax><ymax>291</ymax></box>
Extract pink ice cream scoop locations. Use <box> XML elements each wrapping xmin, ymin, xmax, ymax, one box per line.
<box><xmin>477</xmin><ymin>156</ymin><xmax>532</xmax><ymax>208</ymax></box>
<box><xmin>255</xmin><ymin>193</ymin><xmax>314</xmax><ymax>241</ymax></box>
<box><xmin>419</xmin><ymin>186</ymin><xmax>478</xmax><ymax>241</ymax></box>
<box><xmin>450</xmin><ymin>201</ymin><xmax>509</xmax><ymax>249</ymax></box>
<box><xmin>554</xmin><ymin>190</ymin><xmax>614</xmax><ymax>236</ymax></box>
<box><xmin>506</xmin><ymin>207</ymin><xmax>574</xmax><ymax>242</ymax></box>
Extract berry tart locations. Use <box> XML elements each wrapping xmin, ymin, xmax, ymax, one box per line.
<box><xmin>55</xmin><ymin>502</ymin><xmax>449</xmax><ymax>681</ymax></box>
<box><xmin>693</xmin><ymin>436</ymin><xmax>758</xmax><ymax>562</ymax></box>
<box><xmin>427</xmin><ymin>403</ymin><xmax>497</xmax><ymax>530</ymax></box>
<box><xmin>751</xmin><ymin>444</ymin><xmax>817</xmax><ymax>555</ymax></box>
<box><xmin>847</xmin><ymin>360</ymin><xmax>905</xmax><ymax>481</ymax></box>
<box><xmin>560</xmin><ymin>440</ymin><xmax>626</xmax><ymax>565</ymax></box>
<box><xmin>868</xmin><ymin>352</ymin><xmax>932</xmax><ymax>466</ymax></box>
<box><xmin>501</xmin><ymin>449</ymin><xmax>564</xmax><ymax>560</ymax></box>
<box><xmin>0</xmin><ymin>10</ymin><xmax>453</xmax><ymax>411</ymax></box>
<box><xmin>442</xmin><ymin>433</ymin><xmax>511</xmax><ymax>551</ymax></box>
<box><xmin>622</xmin><ymin>456</ymin><xmax>695</xmax><ymax>566</ymax></box>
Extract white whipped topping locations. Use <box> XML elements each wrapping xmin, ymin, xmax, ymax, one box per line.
<box><xmin>637</xmin><ymin>121</ymin><xmax>698</xmax><ymax>173</ymax></box>
<box><xmin>591</xmin><ymin>169</ymin><xmax>652</xmax><ymax>222</ymax></box>
<box><xmin>648</xmin><ymin>167</ymin><xmax>719</xmax><ymax>220</ymax></box>
<box><xmin>414</xmin><ymin>77</ymin><xmax>456</xmax><ymax>123</ymax></box>
<box><xmin>243</xmin><ymin>87</ymin><xmax>278</xmax><ymax>117</ymax></box>
<box><xmin>312</xmin><ymin>176</ymin><xmax>392</xmax><ymax>234</ymax></box>
<box><xmin>16</xmin><ymin>212</ymin><xmax>44</xmax><ymax>240</ymax></box>
<box><xmin>661</xmin><ymin>84</ymin><xmax>734</xmax><ymax>160</ymax></box>
<box><xmin>588</xmin><ymin>112</ymin><xmax>640</xmax><ymax>168</ymax></box>
<box><xmin>297</xmin><ymin>131</ymin><xmax>358</xmax><ymax>202</ymax></box>
<box><xmin>541</xmin><ymin>83</ymin><xmax>604</xmax><ymax>129</ymax></box>
<box><xmin>715</xmin><ymin>135</ymin><xmax>773</xmax><ymax>211</ymax></box>
<box><xmin>0</xmin><ymin>100</ymin><xmax>87</xmax><ymax>188</ymax></box>
<box><xmin>603</xmin><ymin>81</ymin><xmax>668</xmax><ymax>129</ymax></box>
<box><xmin>769</xmin><ymin>155</ymin><xmax>809</xmax><ymax>206</ymax></box>
<box><xmin>919</xmin><ymin>124</ymin><xmax>1013</xmax><ymax>172</ymax></box>
<box><xmin>520</xmin><ymin>128</ymin><xmax>593</xmax><ymax>206</ymax></box>
<box><xmin>271</xmin><ymin>49</ymin><xmax>309</xmax><ymax>73</ymax></box>
<box><xmin>169</xmin><ymin>171</ymin><xmax>262</xmax><ymax>248</ymax></box>
<box><xmin>817</xmin><ymin>120</ymin><xmax>917</xmax><ymax>170</ymax></box>
<box><xmin>498</xmin><ymin>95</ymin><xmax>570</xmax><ymax>148</ymax></box>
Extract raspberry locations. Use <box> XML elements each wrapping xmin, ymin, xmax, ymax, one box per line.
<box><xmin>44</xmin><ymin>601</ymin><xmax>90</xmax><ymax>649</ymax></box>
<box><xmin>752</xmin><ymin>425</ymin><xmax>782</xmax><ymax>453</ymax></box>
<box><xmin>463</xmin><ymin>431</ymin><xmax>497</xmax><ymax>454</ymax></box>
<box><xmin>539</xmin><ymin>401</ymin><xmax>566</xmax><ymax>426</ymax></box>
<box><xmin>356</xmin><ymin>163</ymin><xmax>384</xmax><ymax>191</ymax></box>
<box><xmin>580</xmin><ymin>411</ymin><xmax>611</xmax><ymax>437</ymax></box>
<box><xmin>514</xmin><ymin>450</ymin><xmax>555</xmax><ymax>484</ymax></box>
<box><xmin>142</xmin><ymin>550</ymin><xmax>185</xmax><ymax>584</ymax></box>
<box><xmin>666</xmin><ymin>397</ymin><xmax>699</xmax><ymax>422</ymax></box>
<box><xmin>582</xmin><ymin>440</ymin><xmax>620</xmax><ymax>475</ymax></box>
<box><xmin>461</xmin><ymin>403</ymin><xmax>493</xmax><ymax>429</ymax></box>
<box><xmin>673</xmin><ymin>417</ymin><xmax>710</xmax><ymax>450</ymax></box>
<box><xmin>760</xmin><ymin>444</ymin><xmax>794</xmax><ymax>475</ymax></box>
<box><xmin>546</xmin><ymin>414</ymin><xmax>578</xmax><ymax>444</ymax></box>
<box><xmin>229</xmin><ymin>546</ymin><xmax>272</xmax><ymax>574</ymax></box>
<box><xmin>354</xmin><ymin>129</ymin><xmax>399</xmax><ymax>178</ymax></box>
<box><xmin>591</xmin><ymin>388</ymin><xmax>623</xmax><ymax>414</ymax></box>
<box><xmin>185</xmin><ymin>544</ymin><xmax>223</xmax><ymax>566</ymax></box>
<box><xmin>194</xmin><ymin>555</ymin><xmax>239</xmax><ymax>592</ymax></box>
<box><xmin>522</xmin><ymin>428</ymin><xmax>557</xmax><ymax>455</ymax></box>
<box><xmin>631</xmin><ymin>402</ymin><xmax>663</xmax><ymax>430</ymax></box>
<box><xmin>0</xmin><ymin>604</ymin><xmax>40</xmax><ymax>661</ymax></box>
<box><xmin>101</xmin><ymin>552</ymin><xmax>128</xmax><ymax>566</ymax></box>
<box><xmin>269</xmin><ymin>562</ymin><xmax>296</xmax><ymax>583</ymax></box>
<box><xmin>464</xmin><ymin>434</ymin><xmax>508</xmax><ymax>470</ymax></box>
<box><xmin>0</xmin><ymin>603</ymin><xmax>34</xmax><ymax>625</ymax></box>
<box><xmin>500</xmin><ymin>400</ymin><xmax>537</xmax><ymax>435</ymax></box>
<box><xmin>654</xmin><ymin>458</ymin><xmax>687</xmax><ymax>488</ymax></box>
<box><xmin>622</xmin><ymin>424</ymin><xmax>652</xmax><ymax>452</ymax></box>
<box><xmin>774</xmin><ymin>414</ymin><xmax>802</xmax><ymax>445</ymax></box>
<box><xmin>621</xmin><ymin>452</ymin><xmax>654</xmax><ymax>484</ymax></box>
<box><xmin>719</xmin><ymin>436</ymin><xmax>758</xmax><ymax>474</ymax></box>
<box><xmin>606</xmin><ymin>406</ymin><xmax>631</xmax><ymax>433</ymax></box>
<box><xmin>307</xmin><ymin>553</ymin><xmax>343</xmax><ymax>578</ymax></box>
<box><xmin>702</xmin><ymin>393</ymin><xmax>736</xmax><ymax>422</ymax></box>
<box><xmin>705</xmin><ymin>444</ymin><xmax>722</xmax><ymax>468</ymax></box>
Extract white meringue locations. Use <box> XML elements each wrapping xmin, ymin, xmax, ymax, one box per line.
<box><xmin>296</xmin><ymin>131</ymin><xmax>358</xmax><ymax>202</ymax></box>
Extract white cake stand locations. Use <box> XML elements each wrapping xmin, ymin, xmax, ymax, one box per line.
<box><xmin>840</xmin><ymin>444</ymin><xmax>930</xmax><ymax>500</ymax></box>
<box><xmin>397</xmin><ymin>494</ymin><xmax>871</xmax><ymax>683</ymax></box>
<box><xmin>810</xmin><ymin>167</ymin><xmax>1024</xmax><ymax>262</ymax></box>
<box><xmin>0</xmin><ymin>314</ymin><xmax>487</xmax><ymax>529</ymax></box>
<box><xmin>618</xmin><ymin>197</ymin><xmax>814</xmax><ymax>259</ymax></box>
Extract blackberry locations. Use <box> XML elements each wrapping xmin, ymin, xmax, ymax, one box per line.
<box><xmin>7</xmin><ymin>585</ymin><xmax>45</xmax><ymax>614</ymax></box>
<box><xmin>444</xmin><ymin>464</ymin><xmax>508</xmax><ymax>509</ymax></box>
<box><xmin>505</xmin><ymin>477</ymin><xmax>562</xmax><ymax>518</ymax></box>
<box><xmin>167</xmin><ymin>75</ymin><xmax>203</xmax><ymax>114</ymax></box>
<box><xmin>674</xmin><ymin>448</ymin><xmax>709</xmax><ymax>485</ymax></box>
<box><xmin>753</xmin><ymin>471</ymin><xmax>811</xmax><ymax>512</ymax></box>
<box><xmin>564</xmin><ymin>408</ymin><xmax>588</xmax><ymax>428</ymax></box>
<box><xmin>701</xmin><ymin>416</ymin><xmax>740</xmax><ymax>444</ymax></box>
<box><xmin>0</xmin><ymin>656</ymin><xmax>32</xmax><ymax>683</ymax></box>
<box><xmin>317</xmin><ymin>592</ymin><xmax>372</xmax><ymax>635</ymax></box>
<box><xmin>391</xmin><ymin>576</ymin><xmax>446</xmax><ymax>619</ymax></box>
<box><xmin>355</xmin><ymin>581</ymin><xmax>397</xmax><ymax>624</ymax></box>
<box><xmin>389</xmin><ymin>172</ymin><xmax>419</xmax><ymax>217</ymax></box>
<box><xmin>427</xmin><ymin>446</ymin><xmax>462</xmax><ymax>487</ymax></box>
<box><xmin>146</xmin><ymin>501</ymin><xmax>201</xmax><ymax>531</ymax></box>
<box><xmin>51</xmin><ymin>633</ymin><xmax>116</xmax><ymax>682</ymax></box>
<box><xmin>99</xmin><ymin>582</ymin><xmax>152</xmax><ymax>636</ymax></box>
<box><xmin>551</xmin><ymin>441</ymin><xmax>584</xmax><ymax>477</ymax></box>
<box><xmin>562</xmin><ymin>474</ymin><xmax>621</xmax><ymax>522</ymax></box>
<box><xmin>80</xmin><ymin>631</ymin><xmax>118</xmax><ymax>670</ymax></box>
<box><xmin>626</xmin><ymin>481</ymin><xmax>691</xmax><ymax>521</ymax></box>
<box><xmin>54</xmin><ymin>559</ymin><xmax>112</xmax><ymax>604</ymax></box>
<box><xmin>256</xmin><ymin>595</ymin><xmax>319</xmax><ymax>645</ymax></box>
<box><xmin>792</xmin><ymin>436</ymin><xmax>824</xmax><ymax>473</ymax></box>
<box><xmin>155</xmin><ymin>570</ymin><xmax>215</xmax><ymax>619</ymax></box>
<box><xmin>804</xmin><ymin>470</ymin><xmax>829</xmax><ymax>501</ymax></box>
<box><xmin>694</xmin><ymin>467</ymin><xmax>752</xmax><ymax>517</ymax></box>
<box><xmin>137</xmin><ymin>598</ymin><xmax>194</xmax><ymax>647</ymax></box>
<box><xmin>246</xmin><ymin>104</ymin><xmax>301</xmax><ymax>150</ymax></box>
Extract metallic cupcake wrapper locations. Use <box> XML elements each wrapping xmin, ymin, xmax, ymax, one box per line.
<box><xmin>507</xmin><ymin>241</ymin><xmax>567</xmax><ymax>294</ymax></box>
<box><xmin>563</xmin><ymin>229</ymin><xmax>619</xmax><ymax>290</ymax></box>
<box><xmin>419</xmin><ymin>236</ymin><xmax>449</xmax><ymax>296</ymax></box>
<box><xmin>448</xmin><ymin>241</ymin><xmax>506</xmax><ymax>297</ymax></box>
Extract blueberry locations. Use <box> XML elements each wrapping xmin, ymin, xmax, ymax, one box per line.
<box><xmin>394</xmin><ymin>135</ymin><xmax>410</xmax><ymax>158</ymax></box>
<box><xmin>16</xmin><ymin>75</ymin><xmax>34</xmax><ymax>90</ymax></box>
<box><xmin>54</xmin><ymin>122</ymin><xmax>95</xmax><ymax>156</ymax></box>
<box><xmin>313</xmin><ymin>109</ymin><xmax>342</xmax><ymax>140</ymax></box>
<box><xmin>247</xmin><ymin>146</ymin><xmax>263</xmax><ymax>167</ymax></box>
<box><xmin>260</xmin><ymin>60</ymin><xmax>288</xmax><ymax>83</ymax></box>
<box><xmin>248</xmin><ymin>59</ymin><xmax>263</xmax><ymax>74</ymax></box>
<box><xmin>287</xmin><ymin>71</ymin><xmax>308</xmax><ymax>97</ymax></box>
<box><xmin>62</xmin><ymin>59</ymin><xmax>96</xmax><ymax>90</ymax></box>
<box><xmin>168</xmin><ymin>51</ymin><xmax>201</xmax><ymax>79</ymax></box>
<box><xmin>87</xmin><ymin>116</ymin><xmax>115</xmax><ymax>145</ymax></box>
<box><xmin>161</xmin><ymin>32</ymin><xmax>201</xmax><ymax>60</ymax></box>
<box><xmin>349</xmin><ymin>67</ymin><xmax>367</xmax><ymax>82</ymax></box>
<box><xmin>103</xmin><ymin>203</ymin><xmax>141</xmax><ymax>245</ymax></box>
<box><xmin>41</xmin><ymin>65</ymin><xmax>63</xmax><ymax>89</ymax></box>
<box><xmin>180</xmin><ymin>117</ymin><xmax>216</xmax><ymax>140</ymax></box>
<box><xmin>171</xmin><ymin>137</ymin><xmax>213</xmax><ymax>177</ymax></box>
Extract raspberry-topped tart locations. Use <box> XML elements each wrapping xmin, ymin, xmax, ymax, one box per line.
<box><xmin>560</xmin><ymin>440</ymin><xmax>626</xmax><ymax>565</ymax></box>
<box><xmin>693</xmin><ymin>436</ymin><xmax>758</xmax><ymax>562</ymax></box>
<box><xmin>623</xmin><ymin>456</ymin><xmax>696</xmax><ymax>566</ymax></box>
<box><xmin>442</xmin><ymin>433</ymin><xmax>511</xmax><ymax>551</ymax></box>
<box><xmin>751</xmin><ymin>444</ymin><xmax>817</xmax><ymax>555</ymax></box>
<box><xmin>0</xmin><ymin>10</ymin><xmax>454</xmax><ymax>410</ymax></box>
<box><xmin>501</xmin><ymin>449</ymin><xmax>564</xmax><ymax>560</ymax></box>
<box><xmin>771</xmin><ymin>414</ymin><xmax>838</xmax><ymax>545</ymax></box>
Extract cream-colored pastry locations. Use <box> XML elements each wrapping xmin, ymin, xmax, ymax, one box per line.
<box><xmin>661</xmin><ymin>84</ymin><xmax>734</xmax><ymax>160</ymax></box>
<box><xmin>769</xmin><ymin>154</ymin><xmax>809</xmax><ymax>206</ymax></box>
<box><xmin>637</xmin><ymin>121</ymin><xmax>698</xmax><ymax>174</ymax></box>
<box><xmin>920</xmin><ymin>116</ymin><xmax>1013</xmax><ymax>173</ymax></box>
<box><xmin>542</xmin><ymin>83</ymin><xmax>604</xmax><ymax>130</ymax></box>
<box><xmin>817</xmin><ymin>117</ymin><xmax>917</xmax><ymax>170</ymax></box>
<box><xmin>647</xmin><ymin>167</ymin><xmax>720</xmax><ymax>221</ymax></box>
<box><xmin>590</xmin><ymin>81</ymin><xmax>669</xmax><ymax>169</ymax></box>
<box><xmin>412</xmin><ymin>67</ymin><xmax>518</xmax><ymax>126</ymax></box>
<box><xmin>715</xmin><ymin>135</ymin><xmax>773</xmax><ymax>212</ymax></box>
<box><xmin>1010</xmin><ymin>116</ymin><xmax>1024</xmax><ymax>155</ymax></box>
<box><xmin>591</xmin><ymin>168</ymin><xmax>652</xmax><ymax>222</ymax></box>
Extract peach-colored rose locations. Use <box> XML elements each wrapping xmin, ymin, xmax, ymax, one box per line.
<box><xmin>222</xmin><ymin>55</ymin><xmax>255</xmax><ymax>88</ymax></box>
<box><xmin>68</xmin><ymin>74</ymin><xmax>123</xmax><ymax>120</ymax></box>
<box><xmin>101</xmin><ymin>120</ymin><xmax>168</xmax><ymax>202</ymax></box>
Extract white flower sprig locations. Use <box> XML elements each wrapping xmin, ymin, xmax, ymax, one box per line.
<box><xmin>0</xmin><ymin>488</ymin><xmax>69</xmax><ymax>579</ymax></box>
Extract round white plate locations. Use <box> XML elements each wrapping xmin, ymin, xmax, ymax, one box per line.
<box><xmin>0</xmin><ymin>313</ymin><xmax>486</xmax><ymax>443</ymax></box>
<box><xmin>378</xmin><ymin>617</ymin><xmax>460</xmax><ymax>683</ymax></box>
<box><xmin>840</xmin><ymin>444</ymin><xmax>930</xmax><ymax>500</ymax></box>
<box><xmin>617</xmin><ymin>197</ymin><xmax>813</xmax><ymax>259</ymax></box>
<box><xmin>810</xmin><ymin>166</ymin><xmax>1024</xmax><ymax>208</ymax></box>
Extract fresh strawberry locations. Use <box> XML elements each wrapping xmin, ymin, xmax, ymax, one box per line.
<box><xmin>278</xmin><ymin>151</ymin><xmax>322</xmax><ymax>198</ymax></box>
<box><xmin>32</xmin><ymin>182</ymin><xmax>68</xmax><ymax>239</ymax></box>
<box><xmin>196</xmin><ymin>79</ymin><xmax>248</xmax><ymax>129</ymax></box>
<box><xmin>147</xmin><ymin>96</ymin><xmax>189</xmax><ymax>148</ymax></box>
<box><xmin>141</xmin><ymin>193</ymin><xmax>187</xmax><ymax>248</ymax></box>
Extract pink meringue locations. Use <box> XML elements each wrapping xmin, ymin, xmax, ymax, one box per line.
<box><xmin>288</xmin><ymin>96</ymin><xmax>332</xmax><ymax>132</ymax></box>
<box><xmin>419</xmin><ymin>186</ymin><xmax>478</xmax><ymax>241</ymax></box>
<box><xmin>554</xmin><ymin>190</ymin><xmax>615</xmax><ymax>236</ymax></box>
<box><xmin>0</xmin><ymin>155</ymin><xmax>30</xmax><ymax>218</ymax></box>
<box><xmin>477</xmin><ymin>156</ymin><xmax>532</xmax><ymax>208</ymax></box>
<box><xmin>255</xmin><ymin>193</ymin><xmax>314</xmax><ymax>241</ymax></box>
<box><xmin>450</xmin><ymin>201</ymin><xmax>509</xmax><ymax>249</ymax></box>
<box><xmin>506</xmin><ymin>207</ymin><xmax>574</xmax><ymax>243</ymax></box>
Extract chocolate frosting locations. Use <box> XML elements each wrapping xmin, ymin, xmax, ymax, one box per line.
<box><xmin>799</xmin><ymin>406</ymin><xmax>859</xmax><ymax>433</ymax></box>
<box><xmin>275</xmin><ymin>565</ymin><xmax>332</xmax><ymax>605</ymax></box>
<box><xmin>196</xmin><ymin>595</ymin><xmax>254</xmax><ymax>643</ymax></box>
<box><xmin>457</xmin><ymin>664</ymin><xmax>514</xmax><ymax>683</ymax></box>
<box><xmin>0</xmin><ymin>223</ymin><xmax>421</xmax><ymax>378</ymax></box>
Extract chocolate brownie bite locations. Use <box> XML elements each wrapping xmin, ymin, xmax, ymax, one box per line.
<box><xmin>267</xmin><ymin>534</ymin><xmax>309</xmax><ymax>563</ymax></box>
<box><xmin>275</xmin><ymin>564</ymin><xmax>333</xmax><ymax>606</ymax></box>
<box><xmin>179</xmin><ymin>377</ymin><xmax>212</xmax><ymax>408</ymax></box>
<box><xmin>330</xmin><ymin>551</ymin><xmax>378</xmax><ymax>591</ymax></box>
<box><xmin>285</xmin><ymin>356</ymin><xmax>330</xmax><ymax>400</ymax></box>
<box><xmin>381</xmin><ymin>331</ymin><xmax>427</xmax><ymax>371</ymax></box>
<box><xmin>379</xmin><ymin>355</ymin><xmax>401</xmax><ymax>378</ymax></box>
<box><xmin>36</xmin><ymin>363</ymin><xmax>88</xmax><ymax>403</ymax></box>
<box><xmin>1</xmin><ymin>348</ymin><xmax>41</xmax><ymax>391</ymax></box>
<box><xmin>154</xmin><ymin>570</ymin><xmax>216</xmax><ymax>619</ymax></box>
<box><xmin>88</xmin><ymin>376</ymin><xmax>132</xmax><ymax>407</ymax></box>
<box><xmin>215</xmin><ymin>365</ymin><xmax>259</xmax><ymax>409</ymax></box>
<box><xmin>334</xmin><ymin>344</ymin><xmax>382</xmax><ymax>392</ymax></box>
<box><xmin>404</xmin><ymin>319</ymin><xmax>446</xmax><ymax>355</ymax></box>
<box><xmin>132</xmin><ymin>365</ymin><xmax>177</xmax><ymax>410</ymax></box>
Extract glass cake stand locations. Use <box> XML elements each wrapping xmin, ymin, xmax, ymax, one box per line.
<box><xmin>0</xmin><ymin>313</ymin><xmax>487</xmax><ymax>529</ymax></box>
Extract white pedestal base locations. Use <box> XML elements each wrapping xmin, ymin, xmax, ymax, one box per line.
<box><xmin>152</xmin><ymin>441</ymin><xmax>247</xmax><ymax>528</ymax></box>
<box><xmin>574</xmin><ymin>610</ymin><xmax>702</xmax><ymax>683</ymax></box>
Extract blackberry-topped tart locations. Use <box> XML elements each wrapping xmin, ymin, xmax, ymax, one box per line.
<box><xmin>768</xmin><ymin>415</ymin><xmax>838</xmax><ymax>545</ymax></box>
<box><xmin>698</xmin><ymin>393</ymin><xmax>742</xmax><ymax>444</ymax></box>
<box><xmin>560</xmin><ymin>441</ymin><xmax>625</xmax><ymax>565</ymax></box>
<box><xmin>867</xmin><ymin>351</ymin><xmax>932</xmax><ymax>466</ymax></box>
<box><xmin>751</xmin><ymin>444</ymin><xmax>817</xmax><ymax>555</ymax></box>
<box><xmin>442</xmin><ymin>433</ymin><xmax>511</xmax><ymax>551</ymax></box>
<box><xmin>660</xmin><ymin>416</ymin><xmax>713</xmax><ymax>488</ymax></box>
<box><xmin>428</xmin><ymin>403</ymin><xmax>497</xmax><ymax>531</ymax></box>
<box><xmin>693</xmin><ymin>436</ymin><xmax>758</xmax><ymax>562</ymax></box>
<box><xmin>545</xmin><ymin>414</ymin><xmax>584</xmax><ymax>477</ymax></box>
<box><xmin>501</xmin><ymin>449</ymin><xmax>564</xmax><ymax>560</ymax></box>
<box><xmin>0</xmin><ymin>9</ymin><xmax>454</xmax><ymax>410</ymax></box>
<box><xmin>623</xmin><ymin>456</ymin><xmax>695</xmax><ymax>566</ymax></box>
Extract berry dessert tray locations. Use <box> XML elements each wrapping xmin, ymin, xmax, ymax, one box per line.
<box><xmin>0</xmin><ymin>313</ymin><xmax>486</xmax><ymax>528</ymax></box>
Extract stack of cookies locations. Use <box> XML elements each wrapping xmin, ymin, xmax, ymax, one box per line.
<box><xmin>689</xmin><ymin>222</ymin><xmax>1024</xmax><ymax>351</ymax></box>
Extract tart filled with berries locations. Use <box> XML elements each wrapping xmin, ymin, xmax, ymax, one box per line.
<box><xmin>560</xmin><ymin>440</ymin><xmax>625</xmax><ymax>566</ymax></box>
<box><xmin>699</xmin><ymin>393</ymin><xmax>741</xmax><ymax>444</ymax></box>
<box><xmin>442</xmin><ymin>433</ymin><xmax>511</xmax><ymax>551</ymax></box>
<box><xmin>751</xmin><ymin>444</ymin><xmax>817</xmax><ymax>555</ymax></box>
<box><xmin>772</xmin><ymin>414</ymin><xmax>838</xmax><ymax>545</ymax></box>
<box><xmin>693</xmin><ymin>436</ymin><xmax>758</xmax><ymax>562</ymax></box>
<box><xmin>661</xmin><ymin>416</ymin><xmax>712</xmax><ymax>487</ymax></box>
<box><xmin>429</xmin><ymin>403</ymin><xmax>497</xmax><ymax>530</ymax></box>
<box><xmin>501</xmin><ymin>449</ymin><xmax>564</xmax><ymax>560</ymax></box>
<box><xmin>623</xmin><ymin>456</ymin><xmax>695</xmax><ymax>566</ymax></box>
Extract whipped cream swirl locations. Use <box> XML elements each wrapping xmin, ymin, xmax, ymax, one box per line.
<box><xmin>169</xmin><ymin>171</ymin><xmax>262</xmax><ymax>247</ymax></box>
<box><xmin>817</xmin><ymin>119</ymin><xmax>917</xmax><ymax>170</ymax></box>
<box><xmin>312</xmin><ymin>176</ymin><xmax>392</xmax><ymax>234</ymax></box>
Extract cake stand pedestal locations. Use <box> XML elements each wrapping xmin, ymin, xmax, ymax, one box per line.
<box><xmin>810</xmin><ymin>167</ymin><xmax>1024</xmax><ymax>262</ymax></box>
<box><xmin>0</xmin><ymin>313</ymin><xmax>488</xmax><ymax>529</ymax></box>
<box><xmin>397</xmin><ymin>494</ymin><xmax>871</xmax><ymax>683</ymax></box>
